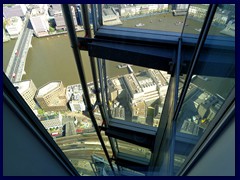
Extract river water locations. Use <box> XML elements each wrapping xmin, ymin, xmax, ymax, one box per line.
<box><xmin>3</xmin><ymin>12</ymin><xmax>225</xmax><ymax>88</ymax></box>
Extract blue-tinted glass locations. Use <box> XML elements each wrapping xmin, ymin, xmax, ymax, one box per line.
<box><xmin>173</xmin><ymin>4</ymin><xmax>235</xmax><ymax>175</ymax></box>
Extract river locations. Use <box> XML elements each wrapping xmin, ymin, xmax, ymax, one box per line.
<box><xmin>3</xmin><ymin>12</ymin><xmax>226</xmax><ymax>88</ymax></box>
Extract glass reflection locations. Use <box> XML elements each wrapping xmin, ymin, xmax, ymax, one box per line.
<box><xmin>105</xmin><ymin>60</ymin><xmax>170</xmax><ymax>127</ymax></box>
<box><xmin>116</xmin><ymin>140</ymin><xmax>152</xmax><ymax>160</ymax></box>
<box><xmin>182</xmin><ymin>4</ymin><xmax>209</xmax><ymax>36</ymax></box>
<box><xmin>173</xmin><ymin>4</ymin><xmax>235</xmax><ymax>175</ymax></box>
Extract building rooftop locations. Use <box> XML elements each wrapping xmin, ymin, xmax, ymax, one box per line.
<box><xmin>13</xmin><ymin>80</ymin><xmax>31</xmax><ymax>94</ymax></box>
<box><xmin>103</xmin><ymin>8</ymin><xmax>115</xmax><ymax>16</ymax></box>
<box><xmin>123</xmin><ymin>73</ymin><xmax>143</xmax><ymax>96</ymax></box>
<box><xmin>3</xmin><ymin>4</ymin><xmax>27</xmax><ymax>19</ymax></box>
<box><xmin>54</xmin><ymin>15</ymin><xmax>65</xmax><ymax>27</ymax></box>
<box><xmin>147</xmin><ymin>69</ymin><xmax>169</xmax><ymax>86</ymax></box>
<box><xmin>37</xmin><ymin>82</ymin><xmax>60</xmax><ymax>96</ymax></box>
<box><xmin>136</xmin><ymin>71</ymin><xmax>155</xmax><ymax>87</ymax></box>
<box><xmin>6</xmin><ymin>16</ymin><xmax>22</xmax><ymax>24</ymax></box>
<box><xmin>49</xmin><ymin>4</ymin><xmax>62</xmax><ymax>13</ymax></box>
<box><xmin>41</xmin><ymin>118</ymin><xmax>62</xmax><ymax>129</ymax></box>
<box><xmin>108</xmin><ymin>78</ymin><xmax>123</xmax><ymax>92</ymax></box>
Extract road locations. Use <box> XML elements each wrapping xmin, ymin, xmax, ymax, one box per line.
<box><xmin>7</xmin><ymin>18</ymin><xmax>33</xmax><ymax>82</ymax></box>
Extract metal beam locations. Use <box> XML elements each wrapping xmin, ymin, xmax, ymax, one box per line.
<box><xmin>61</xmin><ymin>4</ymin><xmax>115</xmax><ymax>174</ymax></box>
<box><xmin>77</xmin><ymin>26</ymin><xmax>234</xmax><ymax>78</ymax></box>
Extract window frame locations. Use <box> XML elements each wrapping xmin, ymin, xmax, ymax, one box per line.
<box><xmin>3</xmin><ymin>73</ymin><xmax>80</xmax><ymax>176</ymax></box>
<box><xmin>62</xmin><ymin>3</ymin><xmax>235</xmax><ymax>175</ymax></box>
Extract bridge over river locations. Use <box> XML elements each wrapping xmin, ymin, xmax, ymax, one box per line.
<box><xmin>5</xmin><ymin>17</ymin><xmax>33</xmax><ymax>83</ymax></box>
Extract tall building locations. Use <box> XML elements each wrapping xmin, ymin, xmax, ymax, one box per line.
<box><xmin>13</xmin><ymin>80</ymin><xmax>38</xmax><ymax>110</ymax></box>
<box><xmin>35</xmin><ymin>81</ymin><xmax>68</xmax><ymax>112</ymax></box>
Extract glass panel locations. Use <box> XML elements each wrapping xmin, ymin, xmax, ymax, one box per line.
<box><xmin>182</xmin><ymin>4</ymin><xmax>235</xmax><ymax>37</ymax></box>
<box><xmin>182</xmin><ymin>4</ymin><xmax>209</xmax><ymax>36</ymax></box>
<box><xmin>173</xmin><ymin>4</ymin><xmax>235</xmax><ymax>175</ymax></box>
<box><xmin>101</xmin><ymin>4</ymin><xmax>189</xmax><ymax>33</ymax></box>
<box><xmin>117</xmin><ymin>140</ymin><xmax>152</xmax><ymax>160</ymax></box>
<box><xmin>105</xmin><ymin>60</ymin><xmax>170</xmax><ymax>127</ymax></box>
<box><xmin>209</xmin><ymin>4</ymin><xmax>235</xmax><ymax>37</ymax></box>
<box><xmin>179</xmin><ymin>4</ymin><xmax>209</xmax><ymax>99</ymax></box>
<box><xmin>3</xmin><ymin>4</ymin><xmax>107</xmax><ymax>176</ymax></box>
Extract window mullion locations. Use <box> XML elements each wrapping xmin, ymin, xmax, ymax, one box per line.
<box><xmin>90</xmin><ymin>4</ymin><xmax>98</xmax><ymax>33</ymax></box>
<box><xmin>62</xmin><ymin>4</ymin><xmax>116</xmax><ymax>175</ymax></box>
<box><xmin>97</xmin><ymin>4</ymin><xmax>103</xmax><ymax>26</ymax></box>
<box><xmin>148</xmin><ymin>40</ymin><xmax>179</xmax><ymax>175</ymax></box>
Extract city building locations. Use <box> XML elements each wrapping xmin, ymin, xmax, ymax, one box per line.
<box><xmin>69</xmin><ymin>98</ymin><xmax>86</xmax><ymax>112</ymax></box>
<box><xmin>117</xmin><ymin>4</ymin><xmax>168</xmax><ymax>17</ymax></box>
<box><xmin>5</xmin><ymin>16</ymin><xmax>23</xmax><ymax>37</ymax></box>
<box><xmin>48</xmin><ymin>4</ymin><xmax>63</xmax><ymax>17</ymax></box>
<box><xmin>132</xmin><ymin>101</ymin><xmax>147</xmax><ymax>124</ymax></box>
<box><xmin>111</xmin><ymin>106</ymin><xmax>125</xmax><ymax>120</ymax></box>
<box><xmin>198</xmin><ymin>95</ymin><xmax>218</xmax><ymax>118</ymax></box>
<box><xmin>102</xmin><ymin>8</ymin><xmax>122</xmax><ymax>25</ymax></box>
<box><xmin>30</xmin><ymin>4</ymin><xmax>49</xmax><ymax>37</ymax></box>
<box><xmin>220</xmin><ymin>20</ymin><xmax>235</xmax><ymax>37</ymax></box>
<box><xmin>153</xmin><ymin>105</ymin><xmax>163</xmax><ymax>127</ymax></box>
<box><xmin>180</xmin><ymin>119</ymin><xmax>199</xmax><ymax>136</ymax></box>
<box><xmin>13</xmin><ymin>80</ymin><xmax>38</xmax><ymax>110</ymax></box>
<box><xmin>35</xmin><ymin>81</ymin><xmax>68</xmax><ymax>112</ymax></box>
<box><xmin>172</xmin><ymin>4</ymin><xmax>189</xmax><ymax>11</ymax></box>
<box><xmin>189</xmin><ymin>4</ymin><xmax>230</xmax><ymax>26</ymax></box>
<box><xmin>188</xmin><ymin>5</ymin><xmax>208</xmax><ymax>19</ymax></box>
<box><xmin>40</xmin><ymin>113</ymin><xmax>63</xmax><ymax>130</ymax></box>
<box><xmin>54</xmin><ymin>6</ymin><xmax>78</xmax><ymax>31</ymax></box>
<box><xmin>3</xmin><ymin>4</ymin><xmax>27</xmax><ymax>19</ymax></box>
<box><xmin>135</xmin><ymin>70</ymin><xmax>159</xmax><ymax>103</ymax></box>
<box><xmin>66</xmin><ymin>83</ymin><xmax>82</xmax><ymax>100</ymax></box>
<box><xmin>108</xmin><ymin>77</ymin><xmax>125</xmax><ymax>101</ymax></box>
<box><xmin>123</xmin><ymin>73</ymin><xmax>144</xmax><ymax>104</ymax></box>
<box><xmin>147</xmin><ymin>70</ymin><xmax>169</xmax><ymax>91</ymax></box>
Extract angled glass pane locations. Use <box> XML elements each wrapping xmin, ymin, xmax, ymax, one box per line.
<box><xmin>209</xmin><ymin>4</ymin><xmax>235</xmax><ymax>37</ymax></box>
<box><xmin>3</xmin><ymin>4</ymin><xmax>109</xmax><ymax>176</ymax></box>
<box><xmin>179</xmin><ymin>4</ymin><xmax>209</xmax><ymax>99</ymax></box>
<box><xmin>182</xmin><ymin>4</ymin><xmax>209</xmax><ymax>36</ymax></box>
<box><xmin>173</xmin><ymin>4</ymin><xmax>235</xmax><ymax>175</ymax></box>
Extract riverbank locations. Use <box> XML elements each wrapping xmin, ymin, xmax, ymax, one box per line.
<box><xmin>120</xmin><ymin>11</ymin><xmax>169</xmax><ymax>21</ymax></box>
<box><xmin>35</xmin><ymin>26</ymin><xmax>85</xmax><ymax>38</ymax></box>
<box><xmin>3</xmin><ymin>36</ymin><xmax>11</xmax><ymax>43</ymax></box>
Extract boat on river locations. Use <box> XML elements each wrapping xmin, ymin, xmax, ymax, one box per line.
<box><xmin>135</xmin><ymin>23</ymin><xmax>145</xmax><ymax>27</ymax></box>
<box><xmin>118</xmin><ymin>64</ymin><xmax>128</xmax><ymax>68</ymax></box>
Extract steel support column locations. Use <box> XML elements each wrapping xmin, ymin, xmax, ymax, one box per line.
<box><xmin>61</xmin><ymin>4</ymin><xmax>115</xmax><ymax>174</ymax></box>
